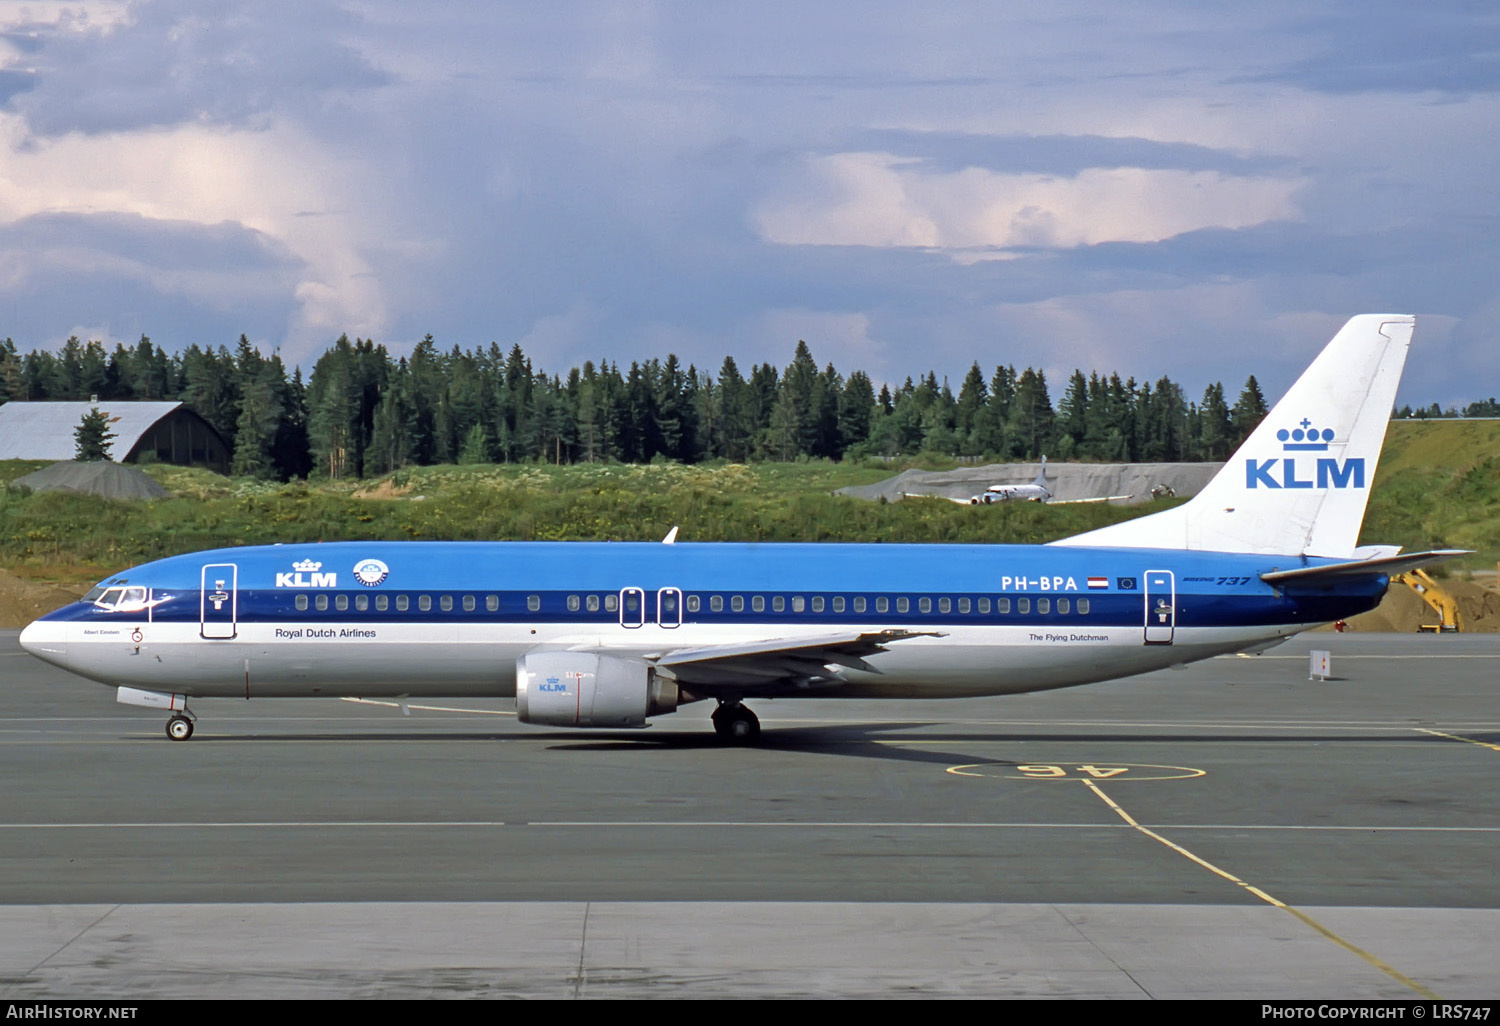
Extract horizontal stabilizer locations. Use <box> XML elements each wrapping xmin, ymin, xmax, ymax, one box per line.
<box><xmin>1260</xmin><ymin>549</ymin><xmax>1471</xmax><ymax>585</ymax></box>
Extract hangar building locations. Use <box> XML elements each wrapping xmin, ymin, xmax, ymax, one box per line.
<box><xmin>0</xmin><ymin>401</ymin><xmax>230</xmax><ymax>474</ymax></box>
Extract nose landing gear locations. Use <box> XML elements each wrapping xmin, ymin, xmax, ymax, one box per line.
<box><xmin>116</xmin><ymin>687</ymin><xmax>199</xmax><ymax>741</ymax></box>
<box><xmin>165</xmin><ymin>713</ymin><xmax>196</xmax><ymax>741</ymax></box>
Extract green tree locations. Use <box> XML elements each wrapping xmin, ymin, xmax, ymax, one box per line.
<box><xmin>812</xmin><ymin>363</ymin><xmax>842</xmax><ymax>459</ymax></box>
<box><xmin>979</xmin><ymin>365</ymin><xmax>1016</xmax><ymax>456</ymax></box>
<box><xmin>367</xmin><ymin>369</ymin><xmax>415</xmax><ymax>475</ymax></box>
<box><xmin>0</xmin><ymin>339</ymin><xmax>23</xmax><ymax>401</ymax></box>
<box><xmin>306</xmin><ymin>336</ymin><xmax>367</xmax><ymax>479</ymax></box>
<box><xmin>1231</xmin><ymin>375</ymin><xmax>1269</xmax><ymax>443</ymax></box>
<box><xmin>746</xmin><ymin>362</ymin><xmax>780</xmax><ymax>447</ymax></box>
<box><xmin>837</xmin><ymin>370</ymin><xmax>876</xmax><ymax>457</ymax></box>
<box><xmin>1198</xmin><ymin>382</ymin><xmax>1233</xmax><ymax>460</ymax></box>
<box><xmin>778</xmin><ymin>341</ymin><xmax>820</xmax><ymax>457</ymax></box>
<box><xmin>230</xmin><ymin>372</ymin><xmax>282</xmax><ymax>478</ymax></box>
<box><xmin>655</xmin><ymin>354</ymin><xmax>688</xmax><ymax>460</ymax></box>
<box><xmin>458</xmin><ymin>422</ymin><xmax>491</xmax><ymax>464</ymax></box>
<box><xmin>74</xmin><ymin>407</ymin><xmax>115</xmax><ymax>461</ymax></box>
<box><xmin>954</xmin><ymin>363</ymin><xmax>988</xmax><ymax>455</ymax></box>
<box><xmin>1056</xmin><ymin>371</ymin><xmax>1088</xmax><ymax>453</ymax></box>
<box><xmin>714</xmin><ymin>356</ymin><xmax>752</xmax><ymax>461</ymax></box>
<box><xmin>229</xmin><ymin>337</ymin><xmax>283</xmax><ymax>479</ymax></box>
<box><xmin>1008</xmin><ymin>368</ymin><xmax>1054</xmax><ymax>459</ymax></box>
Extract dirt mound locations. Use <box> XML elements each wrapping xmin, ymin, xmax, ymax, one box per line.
<box><xmin>11</xmin><ymin>461</ymin><xmax>169</xmax><ymax>500</ymax></box>
<box><xmin>838</xmin><ymin>461</ymin><xmax>1222</xmax><ymax>504</ymax></box>
<box><xmin>1332</xmin><ymin>576</ymin><xmax>1500</xmax><ymax>633</ymax></box>
<box><xmin>352</xmin><ymin>477</ymin><xmax>414</xmax><ymax>499</ymax></box>
<box><xmin>0</xmin><ymin>568</ymin><xmax>87</xmax><ymax>627</ymax></box>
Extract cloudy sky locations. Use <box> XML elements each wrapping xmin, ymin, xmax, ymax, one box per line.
<box><xmin>1</xmin><ymin>1</ymin><xmax>1496</xmax><ymax>405</ymax></box>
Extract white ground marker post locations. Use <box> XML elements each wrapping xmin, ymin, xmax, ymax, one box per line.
<box><xmin>1309</xmin><ymin>649</ymin><xmax>1332</xmax><ymax>681</ymax></box>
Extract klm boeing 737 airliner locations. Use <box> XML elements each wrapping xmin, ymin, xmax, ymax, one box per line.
<box><xmin>19</xmin><ymin>315</ymin><xmax>1462</xmax><ymax>742</ymax></box>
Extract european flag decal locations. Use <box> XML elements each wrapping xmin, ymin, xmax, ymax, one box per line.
<box><xmin>1116</xmin><ymin>577</ymin><xmax>1137</xmax><ymax>590</ymax></box>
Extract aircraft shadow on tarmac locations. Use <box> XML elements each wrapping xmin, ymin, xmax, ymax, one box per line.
<box><xmin>155</xmin><ymin>721</ymin><xmax>1483</xmax><ymax>773</ymax></box>
<box><xmin>154</xmin><ymin>723</ymin><xmax>1029</xmax><ymax>771</ymax></box>
<box><xmin>537</xmin><ymin>724</ymin><xmax>1468</xmax><ymax>766</ymax></box>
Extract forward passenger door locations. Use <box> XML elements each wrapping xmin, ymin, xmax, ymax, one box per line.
<box><xmin>200</xmin><ymin>563</ymin><xmax>238</xmax><ymax>640</ymax></box>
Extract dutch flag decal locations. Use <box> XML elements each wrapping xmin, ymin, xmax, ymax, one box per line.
<box><xmin>1087</xmin><ymin>577</ymin><xmax>1109</xmax><ymax>589</ymax></box>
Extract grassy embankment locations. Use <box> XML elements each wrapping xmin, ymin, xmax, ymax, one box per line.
<box><xmin>1359</xmin><ymin>419</ymin><xmax>1500</xmax><ymax>566</ymax></box>
<box><xmin>0</xmin><ymin>457</ymin><xmax>1155</xmax><ymax>588</ymax></box>
<box><xmin>1</xmin><ymin>417</ymin><xmax>1495</xmax><ymax>590</ymax></box>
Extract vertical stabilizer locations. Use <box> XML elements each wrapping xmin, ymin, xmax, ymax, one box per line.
<box><xmin>1032</xmin><ymin>456</ymin><xmax>1048</xmax><ymax>490</ymax></box>
<box><xmin>1051</xmin><ymin>315</ymin><xmax>1413</xmax><ymax>557</ymax></box>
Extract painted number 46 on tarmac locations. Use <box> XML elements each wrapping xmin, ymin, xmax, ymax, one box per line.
<box><xmin>946</xmin><ymin>762</ymin><xmax>1205</xmax><ymax>781</ymax></box>
<box><xmin>1018</xmin><ymin>765</ymin><xmax>1127</xmax><ymax>778</ymax></box>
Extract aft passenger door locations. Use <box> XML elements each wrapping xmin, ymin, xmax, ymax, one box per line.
<box><xmin>1143</xmin><ymin>569</ymin><xmax>1174</xmax><ymax>645</ymax></box>
<box><xmin>200</xmin><ymin>563</ymin><xmax>238</xmax><ymax>640</ymax></box>
<box><xmin>656</xmin><ymin>587</ymin><xmax>682</xmax><ymax>629</ymax></box>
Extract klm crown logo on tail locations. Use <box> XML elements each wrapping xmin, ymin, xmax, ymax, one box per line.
<box><xmin>1245</xmin><ymin>416</ymin><xmax>1364</xmax><ymax>490</ymax></box>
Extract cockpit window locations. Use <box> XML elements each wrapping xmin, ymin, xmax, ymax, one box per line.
<box><xmin>93</xmin><ymin>586</ymin><xmax>149</xmax><ymax>612</ymax></box>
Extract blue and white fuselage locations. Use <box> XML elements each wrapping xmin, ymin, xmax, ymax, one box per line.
<box><xmin>18</xmin><ymin>315</ymin><xmax>1459</xmax><ymax>741</ymax></box>
<box><xmin>20</xmin><ymin>540</ymin><xmax>1384</xmax><ymax>700</ymax></box>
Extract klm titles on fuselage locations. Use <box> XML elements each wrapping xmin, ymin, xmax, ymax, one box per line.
<box><xmin>1245</xmin><ymin>418</ymin><xmax>1365</xmax><ymax>490</ymax></box>
<box><xmin>276</xmin><ymin>559</ymin><xmax>337</xmax><ymax>589</ymax></box>
<box><xmin>274</xmin><ymin>557</ymin><xmax>390</xmax><ymax>589</ymax></box>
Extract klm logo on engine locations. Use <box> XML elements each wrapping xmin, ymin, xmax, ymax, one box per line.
<box><xmin>1245</xmin><ymin>417</ymin><xmax>1365</xmax><ymax>490</ymax></box>
<box><xmin>275</xmin><ymin>558</ymin><xmax>338</xmax><ymax>588</ymax></box>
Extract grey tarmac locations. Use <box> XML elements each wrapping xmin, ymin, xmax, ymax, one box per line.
<box><xmin>1</xmin><ymin>630</ymin><xmax>1497</xmax><ymax>999</ymax></box>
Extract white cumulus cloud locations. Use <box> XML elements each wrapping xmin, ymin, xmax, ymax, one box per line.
<box><xmin>0</xmin><ymin>112</ymin><xmax>390</xmax><ymax>356</ymax></box>
<box><xmin>755</xmin><ymin>151</ymin><xmax>1305</xmax><ymax>257</ymax></box>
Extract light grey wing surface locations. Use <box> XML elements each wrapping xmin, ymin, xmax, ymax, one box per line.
<box><xmin>653</xmin><ymin>629</ymin><xmax>940</xmax><ymax>690</ymax></box>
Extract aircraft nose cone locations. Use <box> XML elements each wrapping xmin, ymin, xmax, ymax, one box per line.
<box><xmin>18</xmin><ymin>620</ymin><xmax>67</xmax><ymax>664</ymax></box>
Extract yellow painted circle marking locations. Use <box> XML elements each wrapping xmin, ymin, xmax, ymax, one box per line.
<box><xmin>947</xmin><ymin>761</ymin><xmax>1205</xmax><ymax>781</ymax></box>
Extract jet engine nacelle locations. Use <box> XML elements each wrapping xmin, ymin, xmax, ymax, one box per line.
<box><xmin>515</xmin><ymin>652</ymin><xmax>679</xmax><ymax>728</ymax></box>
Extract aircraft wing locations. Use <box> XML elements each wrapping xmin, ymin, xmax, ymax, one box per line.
<box><xmin>1045</xmin><ymin>494</ymin><xmax>1132</xmax><ymax>505</ymax></box>
<box><xmin>903</xmin><ymin>490</ymin><xmax>1133</xmax><ymax>506</ymax></box>
<box><xmin>899</xmin><ymin>491</ymin><xmax>973</xmax><ymax>505</ymax></box>
<box><xmin>1260</xmin><ymin>549</ymin><xmax>1471</xmax><ymax>585</ymax></box>
<box><xmin>651</xmin><ymin>629</ymin><xmax>941</xmax><ymax>689</ymax></box>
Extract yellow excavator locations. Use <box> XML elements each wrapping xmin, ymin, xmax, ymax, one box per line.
<box><xmin>1393</xmin><ymin>569</ymin><xmax>1462</xmax><ymax>632</ymax></box>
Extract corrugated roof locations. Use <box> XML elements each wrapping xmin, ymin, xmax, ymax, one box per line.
<box><xmin>0</xmin><ymin>401</ymin><xmax>185</xmax><ymax>461</ymax></box>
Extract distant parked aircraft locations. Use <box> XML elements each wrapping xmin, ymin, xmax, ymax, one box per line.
<box><xmin>904</xmin><ymin>457</ymin><xmax>1130</xmax><ymax>506</ymax></box>
<box><xmin>968</xmin><ymin>457</ymin><xmax>1052</xmax><ymax>503</ymax></box>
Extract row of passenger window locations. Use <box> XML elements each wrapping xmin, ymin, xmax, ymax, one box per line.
<box><xmin>292</xmin><ymin>592</ymin><xmax>1092</xmax><ymax>616</ymax></box>
<box><xmin>677</xmin><ymin>594</ymin><xmax>1091</xmax><ymax>616</ymax></box>
<box><xmin>294</xmin><ymin>593</ymin><xmax>500</xmax><ymax>613</ymax></box>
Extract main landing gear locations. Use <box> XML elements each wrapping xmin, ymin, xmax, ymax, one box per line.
<box><xmin>165</xmin><ymin>712</ymin><xmax>196</xmax><ymax>741</ymax></box>
<box><xmin>711</xmin><ymin>701</ymin><xmax>760</xmax><ymax>743</ymax></box>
